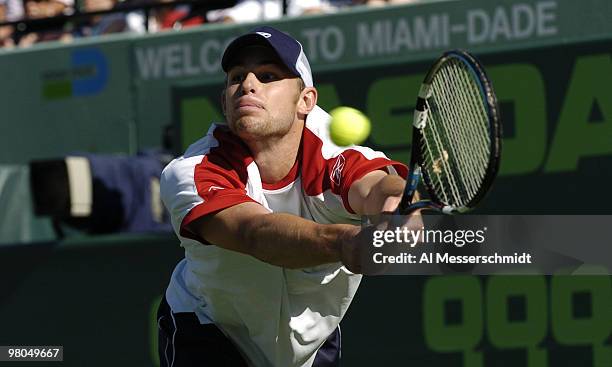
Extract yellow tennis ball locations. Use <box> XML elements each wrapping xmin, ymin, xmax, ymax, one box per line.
<box><xmin>329</xmin><ymin>106</ymin><xmax>371</xmax><ymax>146</ymax></box>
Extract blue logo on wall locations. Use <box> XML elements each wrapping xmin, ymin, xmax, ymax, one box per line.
<box><xmin>42</xmin><ymin>48</ymin><xmax>109</xmax><ymax>100</ymax></box>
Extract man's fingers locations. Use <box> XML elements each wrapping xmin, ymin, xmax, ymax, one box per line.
<box><xmin>377</xmin><ymin>174</ymin><xmax>405</xmax><ymax>197</ymax></box>
<box><xmin>381</xmin><ymin>195</ymin><xmax>401</xmax><ymax>213</ymax></box>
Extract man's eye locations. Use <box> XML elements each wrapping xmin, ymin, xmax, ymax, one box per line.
<box><xmin>229</xmin><ymin>74</ymin><xmax>243</xmax><ymax>84</ymax></box>
<box><xmin>259</xmin><ymin>72</ymin><xmax>278</xmax><ymax>82</ymax></box>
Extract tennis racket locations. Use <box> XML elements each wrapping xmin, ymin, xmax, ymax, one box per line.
<box><xmin>397</xmin><ymin>49</ymin><xmax>502</xmax><ymax>215</ymax></box>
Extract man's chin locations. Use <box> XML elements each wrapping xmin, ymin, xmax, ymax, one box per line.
<box><xmin>231</xmin><ymin>120</ymin><xmax>267</xmax><ymax>140</ymax></box>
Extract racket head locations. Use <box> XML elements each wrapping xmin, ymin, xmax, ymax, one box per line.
<box><xmin>408</xmin><ymin>49</ymin><xmax>502</xmax><ymax>213</ymax></box>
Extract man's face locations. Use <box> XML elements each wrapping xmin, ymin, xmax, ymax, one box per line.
<box><xmin>223</xmin><ymin>45</ymin><xmax>303</xmax><ymax>142</ymax></box>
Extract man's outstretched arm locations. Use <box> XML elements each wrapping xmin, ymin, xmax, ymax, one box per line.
<box><xmin>186</xmin><ymin>171</ymin><xmax>418</xmax><ymax>271</ymax></box>
<box><xmin>186</xmin><ymin>202</ymin><xmax>358</xmax><ymax>269</ymax></box>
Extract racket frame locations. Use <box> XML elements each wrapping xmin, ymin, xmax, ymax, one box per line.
<box><xmin>398</xmin><ymin>49</ymin><xmax>502</xmax><ymax>215</ymax></box>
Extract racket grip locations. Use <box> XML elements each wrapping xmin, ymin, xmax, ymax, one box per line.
<box><xmin>398</xmin><ymin>166</ymin><xmax>421</xmax><ymax>214</ymax></box>
<box><xmin>407</xmin><ymin>167</ymin><xmax>421</xmax><ymax>193</ymax></box>
<box><xmin>403</xmin><ymin>200</ymin><xmax>438</xmax><ymax>213</ymax></box>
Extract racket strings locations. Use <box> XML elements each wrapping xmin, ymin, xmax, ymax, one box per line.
<box><xmin>421</xmin><ymin>106</ymin><xmax>461</xmax><ymax>204</ymax></box>
<box><xmin>442</xmin><ymin>62</ymin><xmax>490</xmax><ymax>187</ymax></box>
<box><xmin>421</xmin><ymin>110</ymin><xmax>459</xmax><ymax>203</ymax></box>
<box><xmin>428</xmin><ymin>71</ymin><xmax>483</xmax><ymax>200</ymax></box>
<box><xmin>449</xmin><ymin>61</ymin><xmax>491</xmax><ymax>161</ymax></box>
<box><xmin>425</xmin><ymin>100</ymin><xmax>479</xmax><ymax>205</ymax></box>
<box><xmin>419</xmin><ymin>59</ymin><xmax>492</xmax><ymax>208</ymax></box>
<box><xmin>435</xmin><ymin>60</ymin><xmax>490</xmax><ymax>201</ymax></box>
<box><xmin>426</xmin><ymin>101</ymin><xmax>478</xmax><ymax>203</ymax></box>
<box><xmin>430</xmin><ymin>77</ymin><xmax>488</xmax><ymax>203</ymax></box>
<box><xmin>454</xmin><ymin>62</ymin><xmax>492</xmax><ymax>155</ymax></box>
<box><xmin>421</xmin><ymin>91</ymin><xmax>472</xmax><ymax>204</ymax></box>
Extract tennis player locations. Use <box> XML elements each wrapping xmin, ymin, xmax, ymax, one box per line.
<box><xmin>157</xmin><ymin>25</ymin><xmax>420</xmax><ymax>367</ymax></box>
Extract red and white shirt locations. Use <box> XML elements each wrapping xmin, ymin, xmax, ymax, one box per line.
<box><xmin>160</xmin><ymin>106</ymin><xmax>407</xmax><ymax>367</ymax></box>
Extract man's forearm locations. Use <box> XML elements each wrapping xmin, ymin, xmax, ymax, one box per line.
<box><xmin>240</xmin><ymin>213</ymin><xmax>356</xmax><ymax>269</ymax></box>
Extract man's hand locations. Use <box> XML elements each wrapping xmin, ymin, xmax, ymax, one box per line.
<box><xmin>349</xmin><ymin>171</ymin><xmax>404</xmax><ymax>216</ymax></box>
<box><xmin>340</xmin><ymin>211</ymin><xmax>423</xmax><ymax>274</ymax></box>
<box><xmin>342</xmin><ymin>170</ymin><xmax>425</xmax><ymax>273</ymax></box>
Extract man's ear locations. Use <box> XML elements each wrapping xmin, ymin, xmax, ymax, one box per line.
<box><xmin>297</xmin><ymin>87</ymin><xmax>318</xmax><ymax>115</ymax></box>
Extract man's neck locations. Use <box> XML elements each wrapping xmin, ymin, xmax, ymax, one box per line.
<box><xmin>247</xmin><ymin>121</ymin><xmax>304</xmax><ymax>184</ymax></box>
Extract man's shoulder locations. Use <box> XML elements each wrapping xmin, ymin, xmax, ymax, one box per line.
<box><xmin>165</xmin><ymin>124</ymin><xmax>239</xmax><ymax>166</ymax></box>
<box><xmin>183</xmin><ymin>123</ymin><xmax>233</xmax><ymax>157</ymax></box>
<box><xmin>162</xmin><ymin>123</ymin><xmax>253</xmax><ymax>185</ymax></box>
<box><xmin>160</xmin><ymin>124</ymin><xmax>225</xmax><ymax>177</ymax></box>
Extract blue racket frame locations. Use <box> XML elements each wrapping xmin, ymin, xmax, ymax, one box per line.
<box><xmin>397</xmin><ymin>49</ymin><xmax>502</xmax><ymax>215</ymax></box>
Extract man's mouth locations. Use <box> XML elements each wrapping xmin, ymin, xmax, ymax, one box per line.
<box><xmin>235</xmin><ymin>97</ymin><xmax>263</xmax><ymax>111</ymax></box>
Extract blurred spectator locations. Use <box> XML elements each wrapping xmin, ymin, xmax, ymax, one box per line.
<box><xmin>207</xmin><ymin>0</ymin><xmax>341</xmax><ymax>23</ymax></box>
<box><xmin>0</xmin><ymin>25</ymin><xmax>14</xmax><ymax>47</ymax></box>
<box><xmin>2</xmin><ymin>0</ymin><xmax>425</xmax><ymax>48</ymax></box>
<box><xmin>206</xmin><ymin>0</ymin><xmax>417</xmax><ymax>23</ymax></box>
<box><xmin>14</xmin><ymin>0</ymin><xmax>73</xmax><ymax>46</ymax></box>
<box><xmin>357</xmin><ymin>0</ymin><xmax>420</xmax><ymax>6</ymax></box>
<box><xmin>157</xmin><ymin>7</ymin><xmax>205</xmax><ymax>30</ymax></box>
<box><xmin>152</xmin><ymin>4</ymin><xmax>205</xmax><ymax>31</ymax></box>
<box><xmin>155</xmin><ymin>6</ymin><xmax>206</xmax><ymax>30</ymax></box>
<box><xmin>0</xmin><ymin>0</ymin><xmax>24</xmax><ymax>22</ymax></box>
<box><xmin>207</xmin><ymin>0</ymin><xmax>281</xmax><ymax>23</ymax></box>
<box><xmin>25</xmin><ymin>0</ymin><xmax>73</xmax><ymax>19</ymax></box>
<box><xmin>290</xmin><ymin>0</ymin><xmax>352</xmax><ymax>15</ymax></box>
<box><xmin>71</xmin><ymin>0</ymin><xmax>144</xmax><ymax>37</ymax></box>
<box><xmin>135</xmin><ymin>0</ymin><xmax>204</xmax><ymax>32</ymax></box>
<box><xmin>0</xmin><ymin>0</ymin><xmax>20</xmax><ymax>47</ymax></box>
<box><xmin>124</xmin><ymin>0</ymin><xmax>205</xmax><ymax>33</ymax></box>
<box><xmin>0</xmin><ymin>1</ymin><xmax>15</xmax><ymax>47</ymax></box>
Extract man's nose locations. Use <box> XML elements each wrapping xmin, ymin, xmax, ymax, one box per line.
<box><xmin>241</xmin><ymin>72</ymin><xmax>259</xmax><ymax>94</ymax></box>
